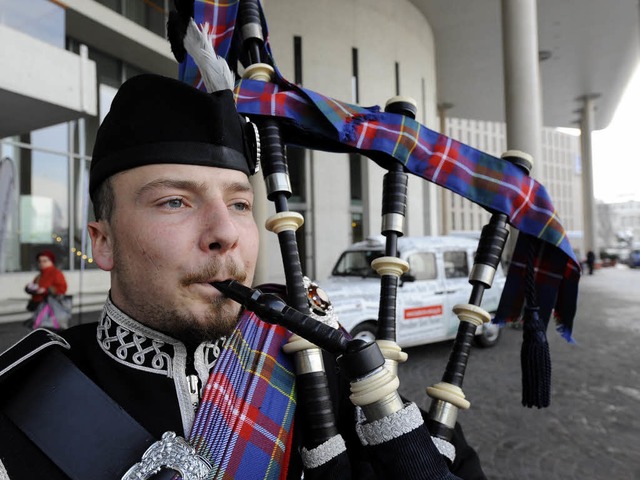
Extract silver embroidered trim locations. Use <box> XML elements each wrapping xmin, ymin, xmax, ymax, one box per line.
<box><xmin>121</xmin><ymin>431</ymin><xmax>211</xmax><ymax>480</ymax></box>
<box><xmin>300</xmin><ymin>434</ymin><xmax>347</xmax><ymax>469</ymax></box>
<box><xmin>97</xmin><ymin>299</ymin><xmax>177</xmax><ymax>377</ymax></box>
<box><xmin>172</xmin><ymin>341</ymin><xmax>192</xmax><ymax>437</ymax></box>
<box><xmin>355</xmin><ymin>402</ymin><xmax>423</xmax><ymax>446</ymax></box>
<box><xmin>194</xmin><ymin>339</ymin><xmax>226</xmax><ymax>380</ymax></box>
<box><xmin>431</xmin><ymin>436</ymin><xmax>456</xmax><ymax>463</ymax></box>
<box><xmin>96</xmin><ymin>298</ymin><xmax>226</xmax><ymax>437</ymax></box>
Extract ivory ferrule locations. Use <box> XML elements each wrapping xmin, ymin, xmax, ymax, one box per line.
<box><xmin>382</xmin><ymin>359</ymin><xmax>399</xmax><ymax>377</ymax></box>
<box><xmin>376</xmin><ymin>339</ymin><xmax>408</xmax><ymax>377</ymax></box>
<box><xmin>265</xmin><ymin>172</ymin><xmax>292</xmax><ymax>196</ymax></box>
<box><xmin>243</xmin><ymin>63</ymin><xmax>274</xmax><ymax>82</ymax></box>
<box><xmin>385</xmin><ymin>95</ymin><xmax>418</xmax><ymax>113</ymax></box>
<box><xmin>425</xmin><ymin>381</ymin><xmax>470</xmax><ymax>410</ymax></box>
<box><xmin>452</xmin><ymin>303</ymin><xmax>490</xmax><ymax>327</ymax></box>
<box><xmin>371</xmin><ymin>257</ymin><xmax>409</xmax><ymax>277</ymax></box>
<box><xmin>469</xmin><ymin>262</ymin><xmax>496</xmax><ymax>287</ymax></box>
<box><xmin>381</xmin><ymin>212</ymin><xmax>405</xmax><ymax>234</ymax></box>
<box><xmin>500</xmin><ymin>150</ymin><xmax>533</xmax><ymax>175</ymax></box>
<box><xmin>283</xmin><ymin>332</ymin><xmax>317</xmax><ymax>354</ymax></box>
<box><xmin>265</xmin><ymin>211</ymin><xmax>304</xmax><ymax>234</ymax></box>
<box><xmin>349</xmin><ymin>365</ymin><xmax>402</xmax><ymax>419</ymax></box>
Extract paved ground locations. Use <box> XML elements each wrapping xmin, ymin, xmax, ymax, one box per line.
<box><xmin>397</xmin><ymin>265</ymin><xmax>640</xmax><ymax>480</ymax></box>
<box><xmin>0</xmin><ymin>308</ymin><xmax>103</xmax><ymax>353</ymax></box>
<box><xmin>1</xmin><ymin>267</ymin><xmax>638</xmax><ymax>479</ymax></box>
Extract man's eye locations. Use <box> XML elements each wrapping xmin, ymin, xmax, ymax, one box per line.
<box><xmin>232</xmin><ymin>201</ymin><xmax>251</xmax><ymax>212</ymax></box>
<box><xmin>165</xmin><ymin>198</ymin><xmax>184</xmax><ymax>208</ymax></box>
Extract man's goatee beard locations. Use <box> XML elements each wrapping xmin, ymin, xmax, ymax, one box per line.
<box><xmin>114</xmin><ymin>253</ymin><xmax>250</xmax><ymax>344</ymax></box>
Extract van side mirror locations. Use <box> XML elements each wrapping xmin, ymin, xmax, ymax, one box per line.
<box><xmin>400</xmin><ymin>273</ymin><xmax>416</xmax><ymax>284</ymax></box>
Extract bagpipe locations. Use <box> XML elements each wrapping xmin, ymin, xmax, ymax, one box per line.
<box><xmin>167</xmin><ymin>0</ymin><xmax>581</xmax><ymax>477</ymax></box>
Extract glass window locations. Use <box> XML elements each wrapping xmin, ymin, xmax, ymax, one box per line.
<box><xmin>124</xmin><ymin>0</ymin><xmax>167</xmax><ymax>37</ymax></box>
<box><xmin>0</xmin><ymin>0</ymin><xmax>65</xmax><ymax>47</ymax></box>
<box><xmin>0</xmin><ymin>155</ymin><xmax>18</xmax><ymax>273</ymax></box>
<box><xmin>0</xmin><ymin>123</ymin><xmax>99</xmax><ymax>272</ymax></box>
<box><xmin>332</xmin><ymin>250</ymin><xmax>383</xmax><ymax>278</ymax></box>
<box><xmin>29</xmin><ymin>124</ymin><xmax>70</xmax><ymax>263</ymax></box>
<box><xmin>89</xmin><ymin>49</ymin><xmax>122</xmax><ymax>89</ymax></box>
<box><xmin>351</xmin><ymin>212</ymin><xmax>363</xmax><ymax>244</ymax></box>
<box><xmin>286</xmin><ymin>146</ymin><xmax>306</xmax><ymax>203</ymax></box>
<box><xmin>407</xmin><ymin>252</ymin><xmax>437</xmax><ymax>280</ymax></box>
<box><xmin>2</xmin><ymin>141</ymin><xmax>69</xmax><ymax>272</ymax></box>
<box><xmin>443</xmin><ymin>250</ymin><xmax>469</xmax><ymax>279</ymax></box>
<box><xmin>351</xmin><ymin>48</ymin><xmax>359</xmax><ymax>103</ymax></box>
<box><xmin>349</xmin><ymin>153</ymin><xmax>362</xmax><ymax>204</ymax></box>
<box><xmin>96</xmin><ymin>0</ymin><xmax>166</xmax><ymax>37</ymax></box>
<box><xmin>95</xmin><ymin>0</ymin><xmax>122</xmax><ymax>12</ymax></box>
<box><xmin>294</xmin><ymin>36</ymin><xmax>303</xmax><ymax>85</ymax></box>
<box><xmin>124</xmin><ymin>63</ymin><xmax>147</xmax><ymax>81</ymax></box>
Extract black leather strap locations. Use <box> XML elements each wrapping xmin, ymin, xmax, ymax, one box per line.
<box><xmin>4</xmin><ymin>348</ymin><xmax>156</xmax><ymax>480</ymax></box>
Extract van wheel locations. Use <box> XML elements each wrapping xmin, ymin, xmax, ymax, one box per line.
<box><xmin>475</xmin><ymin>319</ymin><xmax>501</xmax><ymax>348</ymax></box>
<box><xmin>350</xmin><ymin>321</ymin><xmax>378</xmax><ymax>344</ymax></box>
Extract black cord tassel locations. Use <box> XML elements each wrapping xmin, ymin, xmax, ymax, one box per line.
<box><xmin>521</xmin><ymin>305</ymin><xmax>551</xmax><ymax>407</ymax></box>
<box><xmin>520</xmin><ymin>237</ymin><xmax>551</xmax><ymax>408</ymax></box>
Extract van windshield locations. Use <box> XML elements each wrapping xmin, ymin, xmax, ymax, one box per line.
<box><xmin>332</xmin><ymin>250</ymin><xmax>384</xmax><ymax>277</ymax></box>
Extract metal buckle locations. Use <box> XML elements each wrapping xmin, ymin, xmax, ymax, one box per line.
<box><xmin>122</xmin><ymin>431</ymin><xmax>211</xmax><ymax>480</ymax></box>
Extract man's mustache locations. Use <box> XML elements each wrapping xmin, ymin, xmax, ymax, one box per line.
<box><xmin>181</xmin><ymin>258</ymin><xmax>247</xmax><ymax>286</ymax></box>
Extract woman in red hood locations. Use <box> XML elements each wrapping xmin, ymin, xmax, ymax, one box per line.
<box><xmin>25</xmin><ymin>250</ymin><xmax>67</xmax><ymax>306</ymax></box>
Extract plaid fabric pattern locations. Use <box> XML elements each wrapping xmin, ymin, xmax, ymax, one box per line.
<box><xmin>188</xmin><ymin>310</ymin><xmax>297</xmax><ymax>479</ymax></box>
<box><xmin>181</xmin><ymin>0</ymin><xmax>580</xmax><ymax>337</ymax></box>
<box><xmin>234</xmin><ymin>79</ymin><xmax>579</xmax><ymax>336</ymax></box>
<box><xmin>495</xmin><ymin>234</ymin><xmax>580</xmax><ymax>341</ymax></box>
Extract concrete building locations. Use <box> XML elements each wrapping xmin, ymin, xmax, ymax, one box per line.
<box><xmin>0</xmin><ymin>0</ymin><xmax>637</xmax><ymax>318</ymax></box>
<box><xmin>441</xmin><ymin>119</ymin><xmax>584</xmax><ymax>257</ymax></box>
<box><xmin>597</xmin><ymin>199</ymin><xmax>640</xmax><ymax>259</ymax></box>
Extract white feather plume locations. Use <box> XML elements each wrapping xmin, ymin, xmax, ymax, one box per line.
<box><xmin>183</xmin><ymin>18</ymin><xmax>235</xmax><ymax>93</ymax></box>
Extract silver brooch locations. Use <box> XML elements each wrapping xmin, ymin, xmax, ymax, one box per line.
<box><xmin>303</xmin><ymin>276</ymin><xmax>339</xmax><ymax>328</ymax></box>
<box><xmin>122</xmin><ymin>431</ymin><xmax>211</xmax><ymax>480</ymax></box>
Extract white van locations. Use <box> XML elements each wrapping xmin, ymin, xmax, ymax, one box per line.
<box><xmin>321</xmin><ymin>235</ymin><xmax>506</xmax><ymax>349</ymax></box>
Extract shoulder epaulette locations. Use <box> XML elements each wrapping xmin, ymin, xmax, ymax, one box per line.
<box><xmin>0</xmin><ymin>328</ymin><xmax>70</xmax><ymax>380</ymax></box>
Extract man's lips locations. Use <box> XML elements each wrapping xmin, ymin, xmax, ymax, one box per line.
<box><xmin>187</xmin><ymin>281</ymin><xmax>226</xmax><ymax>298</ymax></box>
<box><xmin>189</xmin><ymin>279</ymin><xmax>242</xmax><ymax>296</ymax></box>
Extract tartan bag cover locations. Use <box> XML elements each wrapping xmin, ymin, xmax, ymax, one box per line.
<box><xmin>179</xmin><ymin>0</ymin><xmax>581</xmax><ymax>340</ymax></box>
<box><xmin>187</xmin><ymin>310</ymin><xmax>297</xmax><ymax>479</ymax></box>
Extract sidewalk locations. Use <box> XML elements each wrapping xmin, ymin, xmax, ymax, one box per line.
<box><xmin>0</xmin><ymin>291</ymin><xmax>108</xmax><ymax>324</ymax></box>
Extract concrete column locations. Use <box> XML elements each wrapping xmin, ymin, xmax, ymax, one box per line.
<box><xmin>500</xmin><ymin>0</ymin><xmax>544</xmax><ymax>264</ymax></box>
<box><xmin>580</xmin><ymin>95</ymin><xmax>598</xmax><ymax>257</ymax></box>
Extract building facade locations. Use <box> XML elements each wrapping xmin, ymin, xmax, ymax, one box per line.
<box><xmin>597</xmin><ymin>199</ymin><xmax>640</xmax><ymax>259</ymax></box>
<box><xmin>440</xmin><ymin>118</ymin><xmax>584</xmax><ymax>258</ymax></box>
<box><xmin>0</xmin><ymin>0</ymin><xmax>583</xmax><ymax>306</ymax></box>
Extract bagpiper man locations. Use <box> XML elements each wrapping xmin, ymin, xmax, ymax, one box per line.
<box><xmin>0</xmin><ymin>74</ymin><xmax>485</xmax><ymax>480</ymax></box>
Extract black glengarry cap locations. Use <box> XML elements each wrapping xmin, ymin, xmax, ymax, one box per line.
<box><xmin>89</xmin><ymin>74</ymin><xmax>258</xmax><ymax>201</ymax></box>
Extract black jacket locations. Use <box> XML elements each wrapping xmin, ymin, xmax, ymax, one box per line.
<box><xmin>0</xmin><ymin>300</ymin><xmax>485</xmax><ymax>479</ymax></box>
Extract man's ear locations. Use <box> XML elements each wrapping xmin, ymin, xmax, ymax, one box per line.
<box><xmin>88</xmin><ymin>220</ymin><xmax>115</xmax><ymax>271</ymax></box>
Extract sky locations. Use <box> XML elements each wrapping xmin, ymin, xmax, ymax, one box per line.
<box><xmin>591</xmin><ymin>64</ymin><xmax>640</xmax><ymax>203</ymax></box>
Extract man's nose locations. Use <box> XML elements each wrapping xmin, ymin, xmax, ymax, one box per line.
<box><xmin>200</xmin><ymin>203</ymin><xmax>240</xmax><ymax>252</ymax></box>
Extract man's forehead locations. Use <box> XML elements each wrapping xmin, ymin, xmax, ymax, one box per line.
<box><xmin>114</xmin><ymin>163</ymin><xmax>252</xmax><ymax>191</ymax></box>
